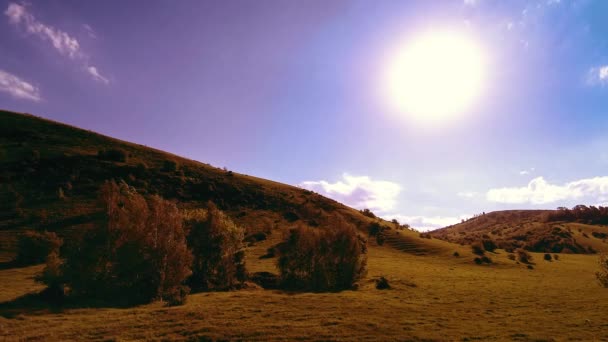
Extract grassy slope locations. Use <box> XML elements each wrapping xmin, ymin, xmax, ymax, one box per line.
<box><xmin>430</xmin><ymin>210</ymin><xmax>608</xmax><ymax>254</ymax></box>
<box><xmin>2</xmin><ymin>110</ymin><xmax>608</xmax><ymax>340</ymax></box>
<box><xmin>0</xmin><ymin>110</ymin><xmax>452</xmax><ymax>261</ymax></box>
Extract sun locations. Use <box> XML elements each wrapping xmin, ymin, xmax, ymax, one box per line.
<box><xmin>383</xmin><ymin>30</ymin><xmax>486</xmax><ymax>123</ymax></box>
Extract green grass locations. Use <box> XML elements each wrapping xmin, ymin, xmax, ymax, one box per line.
<box><xmin>2</xmin><ymin>246</ymin><xmax>607</xmax><ymax>341</ymax></box>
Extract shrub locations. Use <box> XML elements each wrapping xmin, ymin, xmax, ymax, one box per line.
<box><xmin>471</xmin><ymin>242</ymin><xmax>485</xmax><ymax>256</ymax></box>
<box><xmin>596</xmin><ymin>253</ymin><xmax>608</xmax><ymax>287</ymax></box>
<box><xmin>277</xmin><ymin>217</ymin><xmax>367</xmax><ymax>291</ymax></box>
<box><xmin>453</xmin><ymin>251</ymin><xmax>460</xmax><ymax>257</ymax></box>
<box><xmin>97</xmin><ymin>148</ymin><xmax>127</xmax><ymax>162</ymax></box>
<box><xmin>553</xmin><ymin>254</ymin><xmax>559</xmax><ymax>261</ymax></box>
<box><xmin>14</xmin><ymin>230</ymin><xmax>63</xmax><ymax>265</ymax></box>
<box><xmin>51</xmin><ymin>181</ymin><xmax>193</xmax><ymax>305</ymax></box>
<box><xmin>516</xmin><ymin>249</ymin><xmax>532</xmax><ymax>264</ymax></box>
<box><xmin>368</xmin><ymin>222</ymin><xmax>387</xmax><ymax>245</ymax></box>
<box><xmin>360</xmin><ymin>208</ymin><xmax>376</xmax><ymax>219</ymax></box>
<box><xmin>185</xmin><ymin>202</ymin><xmax>247</xmax><ymax>291</ymax></box>
<box><xmin>162</xmin><ymin>160</ymin><xmax>177</xmax><ymax>172</ymax></box>
<box><xmin>481</xmin><ymin>239</ymin><xmax>497</xmax><ymax>253</ymax></box>
<box><xmin>474</xmin><ymin>256</ymin><xmax>492</xmax><ymax>265</ymax></box>
<box><xmin>507</xmin><ymin>253</ymin><xmax>516</xmax><ymax>261</ymax></box>
<box><xmin>544</xmin><ymin>253</ymin><xmax>552</xmax><ymax>261</ymax></box>
<box><xmin>36</xmin><ymin>251</ymin><xmax>65</xmax><ymax>300</ymax></box>
<box><xmin>376</xmin><ymin>276</ymin><xmax>390</xmax><ymax>290</ymax></box>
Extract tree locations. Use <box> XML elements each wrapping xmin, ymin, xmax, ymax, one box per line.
<box><xmin>46</xmin><ymin>180</ymin><xmax>192</xmax><ymax>304</ymax></box>
<box><xmin>185</xmin><ymin>202</ymin><xmax>246</xmax><ymax>291</ymax></box>
<box><xmin>277</xmin><ymin>216</ymin><xmax>367</xmax><ymax>291</ymax></box>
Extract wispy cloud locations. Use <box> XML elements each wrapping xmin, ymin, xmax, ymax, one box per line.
<box><xmin>300</xmin><ymin>173</ymin><xmax>401</xmax><ymax>213</ymax></box>
<box><xmin>5</xmin><ymin>2</ymin><xmax>109</xmax><ymax>84</ymax></box>
<box><xmin>463</xmin><ymin>0</ymin><xmax>478</xmax><ymax>6</ymax></box>
<box><xmin>457</xmin><ymin>191</ymin><xmax>478</xmax><ymax>198</ymax></box>
<box><xmin>587</xmin><ymin>65</ymin><xmax>608</xmax><ymax>86</ymax></box>
<box><xmin>486</xmin><ymin>176</ymin><xmax>608</xmax><ymax>204</ymax></box>
<box><xmin>0</xmin><ymin>69</ymin><xmax>41</xmax><ymax>101</ymax></box>
<box><xmin>87</xmin><ymin>66</ymin><xmax>109</xmax><ymax>84</ymax></box>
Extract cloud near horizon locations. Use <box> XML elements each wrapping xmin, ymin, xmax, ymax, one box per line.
<box><xmin>5</xmin><ymin>2</ymin><xmax>108</xmax><ymax>84</ymax></box>
<box><xmin>0</xmin><ymin>69</ymin><xmax>41</xmax><ymax>101</ymax></box>
<box><xmin>299</xmin><ymin>173</ymin><xmax>401</xmax><ymax>213</ymax></box>
<box><xmin>486</xmin><ymin>176</ymin><xmax>608</xmax><ymax>205</ymax></box>
<box><xmin>382</xmin><ymin>214</ymin><xmax>470</xmax><ymax>231</ymax></box>
<box><xmin>587</xmin><ymin>65</ymin><xmax>608</xmax><ymax>86</ymax></box>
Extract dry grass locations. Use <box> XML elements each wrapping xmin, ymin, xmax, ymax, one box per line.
<box><xmin>2</xmin><ymin>243</ymin><xmax>608</xmax><ymax>341</ymax></box>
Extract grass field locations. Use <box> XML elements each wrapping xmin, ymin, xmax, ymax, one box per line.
<box><xmin>2</xmin><ymin>237</ymin><xmax>607</xmax><ymax>341</ymax></box>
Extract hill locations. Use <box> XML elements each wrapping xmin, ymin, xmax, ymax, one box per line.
<box><xmin>429</xmin><ymin>209</ymin><xmax>608</xmax><ymax>254</ymax></box>
<box><xmin>0</xmin><ymin>109</ymin><xmax>448</xmax><ymax>261</ymax></box>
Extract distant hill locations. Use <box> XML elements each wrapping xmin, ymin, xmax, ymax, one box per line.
<box><xmin>429</xmin><ymin>209</ymin><xmax>608</xmax><ymax>254</ymax></box>
<box><xmin>0</xmin><ymin>110</ymin><xmax>450</xmax><ymax>260</ymax></box>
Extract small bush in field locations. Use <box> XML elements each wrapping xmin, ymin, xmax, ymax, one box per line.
<box><xmin>277</xmin><ymin>217</ymin><xmax>367</xmax><ymax>291</ymax></box>
<box><xmin>471</xmin><ymin>242</ymin><xmax>485</xmax><ymax>256</ymax></box>
<box><xmin>14</xmin><ymin>230</ymin><xmax>63</xmax><ymax>265</ymax></box>
<box><xmin>507</xmin><ymin>253</ymin><xmax>516</xmax><ymax>261</ymax></box>
<box><xmin>453</xmin><ymin>251</ymin><xmax>460</xmax><ymax>257</ymax></box>
<box><xmin>544</xmin><ymin>253</ymin><xmax>552</xmax><ymax>261</ymax></box>
<box><xmin>596</xmin><ymin>253</ymin><xmax>608</xmax><ymax>287</ymax></box>
<box><xmin>516</xmin><ymin>249</ymin><xmax>532</xmax><ymax>264</ymax></box>
<box><xmin>553</xmin><ymin>254</ymin><xmax>559</xmax><ymax>261</ymax></box>
<box><xmin>481</xmin><ymin>239</ymin><xmax>497</xmax><ymax>253</ymax></box>
<box><xmin>376</xmin><ymin>276</ymin><xmax>390</xmax><ymax>290</ymax></box>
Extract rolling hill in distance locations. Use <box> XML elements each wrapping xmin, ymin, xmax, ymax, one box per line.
<box><xmin>1</xmin><ymin>109</ymin><xmax>608</xmax><ymax>341</ymax></box>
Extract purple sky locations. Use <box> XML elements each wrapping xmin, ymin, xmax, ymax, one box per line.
<box><xmin>1</xmin><ymin>0</ymin><xmax>608</xmax><ymax>230</ymax></box>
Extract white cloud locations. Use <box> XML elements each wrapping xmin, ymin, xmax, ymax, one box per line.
<box><xmin>5</xmin><ymin>3</ymin><xmax>80</xmax><ymax>58</ymax></box>
<box><xmin>5</xmin><ymin>3</ymin><xmax>109</xmax><ymax>84</ymax></box>
<box><xmin>486</xmin><ymin>176</ymin><xmax>608</xmax><ymax>204</ymax></box>
<box><xmin>463</xmin><ymin>0</ymin><xmax>478</xmax><ymax>6</ymax></box>
<box><xmin>457</xmin><ymin>191</ymin><xmax>478</xmax><ymax>198</ymax></box>
<box><xmin>383</xmin><ymin>214</ymin><xmax>470</xmax><ymax>231</ymax></box>
<box><xmin>519</xmin><ymin>170</ymin><xmax>529</xmax><ymax>175</ymax></box>
<box><xmin>299</xmin><ymin>173</ymin><xmax>401</xmax><ymax>213</ymax></box>
<box><xmin>86</xmin><ymin>66</ymin><xmax>109</xmax><ymax>84</ymax></box>
<box><xmin>587</xmin><ymin>65</ymin><xmax>608</xmax><ymax>86</ymax></box>
<box><xmin>0</xmin><ymin>69</ymin><xmax>41</xmax><ymax>101</ymax></box>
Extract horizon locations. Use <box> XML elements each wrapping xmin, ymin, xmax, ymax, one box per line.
<box><xmin>1</xmin><ymin>0</ymin><xmax>608</xmax><ymax>230</ymax></box>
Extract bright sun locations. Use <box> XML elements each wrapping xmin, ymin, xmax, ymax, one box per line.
<box><xmin>384</xmin><ymin>31</ymin><xmax>486</xmax><ymax>123</ymax></box>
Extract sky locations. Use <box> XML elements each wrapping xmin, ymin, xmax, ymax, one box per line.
<box><xmin>1</xmin><ymin>0</ymin><xmax>608</xmax><ymax>230</ymax></box>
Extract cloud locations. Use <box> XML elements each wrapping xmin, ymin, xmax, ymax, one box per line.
<box><xmin>463</xmin><ymin>0</ymin><xmax>478</xmax><ymax>6</ymax></box>
<box><xmin>299</xmin><ymin>174</ymin><xmax>401</xmax><ymax>213</ymax></box>
<box><xmin>486</xmin><ymin>176</ymin><xmax>608</xmax><ymax>204</ymax></box>
<box><xmin>86</xmin><ymin>66</ymin><xmax>109</xmax><ymax>84</ymax></box>
<box><xmin>0</xmin><ymin>69</ymin><xmax>41</xmax><ymax>101</ymax></box>
<box><xmin>5</xmin><ymin>2</ymin><xmax>109</xmax><ymax>84</ymax></box>
<box><xmin>5</xmin><ymin>2</ymin><xmax>80</xmax><ymax>58</ymax></box>
<box><xmin>457</xmin><ymin>191</ymin><xmax>478</xmax><ymax>198</ymax></box>
<box><xmin>382</xmin><ymin>214</ymin><xmax>470</xmax><ymax>231</ymax></box>
<box><xmin>587</xmin><ymin>65</ymin><xmax>608</xmax><ymax>86</ymax></box>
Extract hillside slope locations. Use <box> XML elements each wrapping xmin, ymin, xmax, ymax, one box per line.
<box><xmin>429</xmin><ymin>210</ymin><xmax>608</xmax><ymax>253</ymax></box>
<box><xmin>0</xmin><ymin>110</ymin><xmax>451</xmax><ymax>260</ymax></box>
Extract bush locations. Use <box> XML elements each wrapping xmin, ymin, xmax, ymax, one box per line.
<box><xmin>162</xmin><ymin>160</ymin><xmax>177</xmax><ymax>172</ymax></box>
<box><xmin>376</xmin><ymin>276</ymin><xmax>390</xmax><ymax>290</ymax></box>
<box><xmin>360</xmin><ymin>208</ymin><xmax>376</xmax><ymax>219</ymax></box>
<box><xmin>453</xmin><ymin>251</ymin><xmax>460</xmax><ymax>257</ymax></box>
<box><xmin>596</xmin><ymin>253</ymin><xmax>608</xmax><ymax>287</ymax></box>
<box><xmin>14</xmin><ymin>230</ymin><xmax>63</xmax><ymax>265</ymax></box>
<box><xmin>507</xmin><ymin>253</ymin><xmax>516</xmax><ymax>261</ymax></box>
<box><xmin>277</xmin><ymin>217</ymin><xmax>367</xmax><ymax>291</ymax></box>
<box><xmin>185</xmin><ymin>202</ymin><xmax>247</xmax><ymax>291</ymax></box>
<box><xmin>481</xmin><ymin>239</ymin><xmax>497</xmax><ymax>253</ymax></box>
<box><xmin>544</xmin><ymin>253</ymin><xmax>552</xmax><ymax>261</ymax></box>
<box><xmin>474</xmin><ymin>256</ymin><xmax>492</xmax><ymax>265</ymax></box>
<box><xmin>516</xmin><ymin>249</ymin><xmax>532</xmax><ymax>264</ymax></box>
<box><xmin>49</xmin><ymin>180</ymin><xmax>193</xmax><ymax>305</ymax></box>
<box><xmin>553</xmin><ymin>254</ymin><xmax>559</xmax><ymax>261</ymax></box>
<box><xmin>471</xmin><ymin>242</ymin><xmax>485</xmax><ymax>256</ymax></box>
<box><xmin>97</xmin><ymin>148</ymin><xmax>127</xmax><ymax>162</ymax></box>
<box><xmin>369</xmin><ymin>222</ymin><xmax>387</xmax><ymax>245</ymax></box>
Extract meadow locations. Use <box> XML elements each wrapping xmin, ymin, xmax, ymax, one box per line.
<box><xmin>2</xmin><ymin>235</ymin><xmax>607</xmax><ymax>341</ymax></box>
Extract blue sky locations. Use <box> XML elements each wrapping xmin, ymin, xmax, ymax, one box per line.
<box><xmin>1</xmin><ymin>0</ymin><xmax>607</xmax><ymax>230</ymax></box>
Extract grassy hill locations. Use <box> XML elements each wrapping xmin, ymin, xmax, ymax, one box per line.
<box><xmin>2</xmin><ymin>110</ymin><xmax>608</xmax><ymax>341</ymax></box>
<box><xmin>0</xmin><ymin>109</ymin><xmax>449</xmax><ymax>261</ymax></box>
<box><xmin>429</xmin><ymin>210</ymin><xmax>608</xmax><ymax>254</ymax></box>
